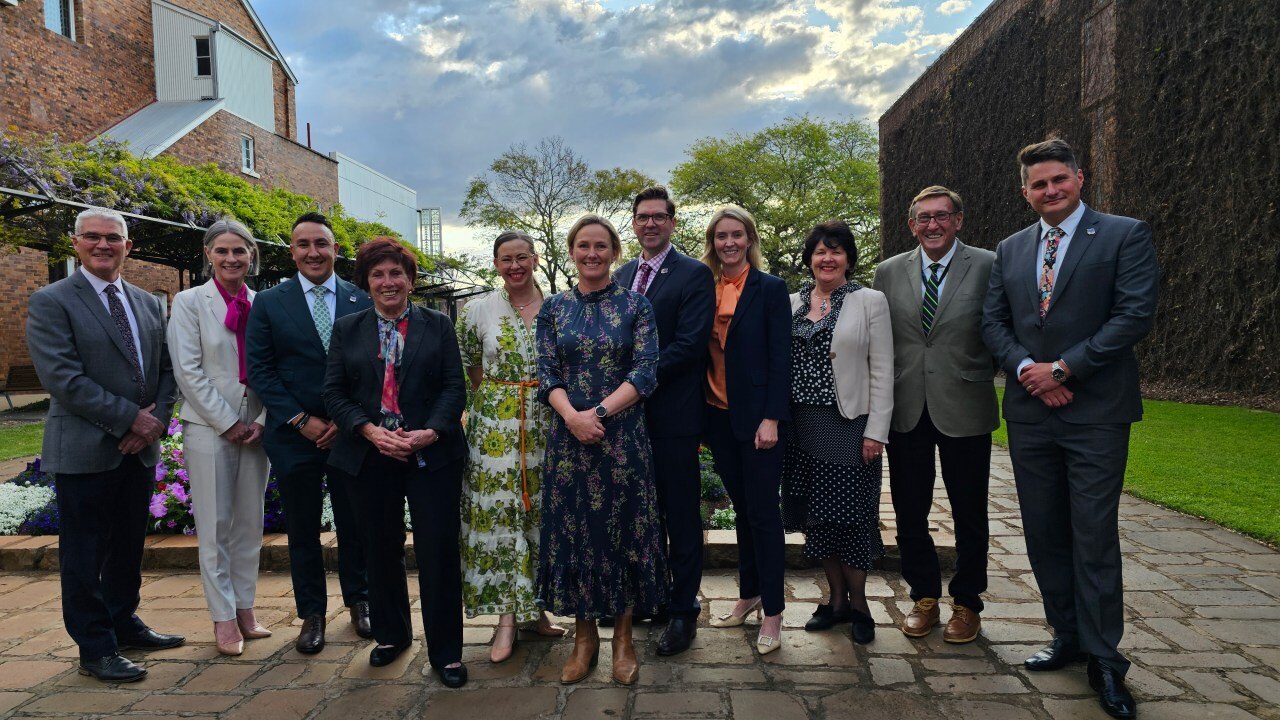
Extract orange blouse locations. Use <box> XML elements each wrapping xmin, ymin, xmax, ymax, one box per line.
<box><xmin>705</xmin><ymin>266</ymin><xmax>749</xmax><ymax>409</ymax></box>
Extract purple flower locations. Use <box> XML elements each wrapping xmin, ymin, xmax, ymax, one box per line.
<box><xmin>175</xmin><ymin>469</ymin><xmax>189</xmax><ymax>483</ymax></box>
<box><xmin>168</xmin><ymin>418</ymin><xmax>182</xmax><ymax>436</ymax></box>
<box><xmin>155</xmin><ymin>465</ymin><xmax>167</xmax><ymax>482</ymax></box>
<box><xmin>172</xmin><ymin>484</ymin><xmax>188</xmax><ymax>503</ymax></box>
<box><xmin>166</xmin><ymin>520</ymin><xmax>176</xmax><ymax>528</ymax></box>
<box><xmin>149</xmin><ymin>498</ymin><xmax>167</xmax><ymax>519</ymax></box>
<box><xmin>183</xmin><ymin>526</ymin><xmax>196</xmax><ymax>536</ymax></box>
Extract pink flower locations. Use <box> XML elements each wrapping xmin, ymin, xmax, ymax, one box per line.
<box><xmin>148</xmin><ymin>497</ymin><xmax>167</xmax><ymax>519</ymax></box>
<box><xmin>168</xmin><ymin>418</ymin><xmax>182</xmax><ymax>436</ymax></box>
<box><xmin>172</xmin><ymin>484</ymin><xmax>188</xmax><ymax>503</ymax></box>
<box><xmin>176</xmin><ymin>469</ymin><xmax>189</xmax><ymax>483</ymax></box>
<box><xmin>154</xmin><ymin>465</ymin><xmax>167</xmax><ymax>482</ymax></box>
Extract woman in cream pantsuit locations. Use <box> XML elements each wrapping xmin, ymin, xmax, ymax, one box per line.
<box><xmin>167</xmin><ymin>218</ymin><xmax>271</xmax><ymax>656</ymax></box>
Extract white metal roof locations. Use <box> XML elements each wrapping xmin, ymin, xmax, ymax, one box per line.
<box><xmin>96</xmin><ymin>100</ymin><xmax>226</xmax><ymax>157</ymax></box>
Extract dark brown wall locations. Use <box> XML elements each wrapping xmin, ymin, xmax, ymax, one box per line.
<box><xmin>878</xmin><ymin>0</ymin><xmax>1280</xmax><ymax>408</ymax></box>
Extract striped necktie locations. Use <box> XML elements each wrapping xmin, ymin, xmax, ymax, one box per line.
<box><xmin>921</xmin><ymin>262</ymin><xmax>943</xmax><ymax>335</ymax></box>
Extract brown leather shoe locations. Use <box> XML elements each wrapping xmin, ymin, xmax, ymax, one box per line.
<box><xmin>611</xmin><ymin>614</ymin><xmax>638</xmax><ymax>685</ymax></box>
<box><xmin>943</xmin><ymin>604</ymin><xmax>981</xmax><ymax>643</ymax></box>
<box><xmin>296</xmin><ymin>614</ymin><xmax>325</xmax><ymax>654</ymax></box>
<box><xmin>350</xmin><ymin>601</ymin><xmax>373</xmax><ymax>639</ymax></box>
<box><xmin>560</xmin><ymin>618</ymin><xmax>600</xmax><ymax>684</ymax></box>
<box><xmin>901</xmin><ymin>598</ymin><xmax>940</xmax><ymax>637</ymax></box>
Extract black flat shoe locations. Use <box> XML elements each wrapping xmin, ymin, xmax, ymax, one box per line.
<box><xmin>804</xmin><ymin>604</ymin><xmax>852</xmax><ymax>631</ymax></box>
<box><xmin>369</xmin><ymin>642</ymin><xmax>411</xmax><ymax>667</ymax></box>
<box><xmin>1088</xmin><ymin>657</ymin><xmax>1137</xmax><ymax>719</ymax></box>
<box><xmin>850</xmin><ymin>608</ymin><xmax>876</xmax><ymax>645</ymax></box>
<box><xmin>656</xmin><ymin>617</ymin><xmax>697</xmax><ymax>656</ymax></box>
<box><xmin>1024</xmin><ymin>637</ymin><xmax>1087</xmax><ymax>671</ymax></box>
<box><xmin>78</xmin><ymin>654</ymin><xmax>147</xmax><ymax>683</ymax></box>
<box><xmin>117</xmin><ymin>627</ymin><xmax>185</xmax><ymax>651</ymax></box>
<box><xmin>436</xmin><ymin>663</ymin><xmax>468</xmax><ymax>688</ymax></box>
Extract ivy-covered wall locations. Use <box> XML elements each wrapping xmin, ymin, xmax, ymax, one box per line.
<box><xmin>879</xmin><ymin>0</ymin><xmax>1279</xmax><ymax>408</ymax></box>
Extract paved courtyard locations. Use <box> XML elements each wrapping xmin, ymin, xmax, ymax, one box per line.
<box><xmin>0</xmin><ymin>446</ymin><xmax>1277</xmax><ymax>718</ymax></box>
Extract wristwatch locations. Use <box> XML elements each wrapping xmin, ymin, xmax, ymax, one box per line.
<box><xmin>594</xmin><ymin>404</ymin><xmax>608</xmax><ymax>419</ymax></box>
<box><xmin>1051</xmin><ymin>361</ymin><xmax>1067</xmax><ymax>383</ymax></box>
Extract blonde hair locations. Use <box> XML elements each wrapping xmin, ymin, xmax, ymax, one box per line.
<box><xmin>700</xmin><ymin>205</ymin><xmax>764</xmax><ymax>280</ymax></box>
<box><xmin>202</xmin><ymin>217</ymin><xmax>260</xmax><ymax>278</ymax></box>
<box><xmin>565</xmin><ymin>213</ymin><xmax>622</xmax><ymax>258</ymax></box>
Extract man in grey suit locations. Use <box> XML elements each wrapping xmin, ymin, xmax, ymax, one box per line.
<box><xmin>982</xmin><ymin>139</ymin><xmax>1157</xmax><ymax>719</ymax></box>
<box><xmin>874</xmin><ymin>186</ymin><xmax>998</xmax><ymax>645</ymax></box>
<box><xmin>26</xmin><ymin>207</ymin><xmax>183</xmax><ymax>683</ymax></box>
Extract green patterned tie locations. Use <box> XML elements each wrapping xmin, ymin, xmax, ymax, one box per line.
<box><xmin>311</xmin><ymin>286</ymin><xmax>332</xmax><ymax>350</ymax></box>
<box><xmin>921</xmin><ymin>262</ymin><xmax>943</xmax><ymax>334</ymax></box>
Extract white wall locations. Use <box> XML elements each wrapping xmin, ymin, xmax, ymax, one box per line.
<box><xmin>331</xmin><ymin>152</ymin><xmax>419</xmax><ymax>242</ymax></box>
<box><xmin>214</xmin><ymin>29</ymin><xmax>275</xmax><ymax>131</ymax></box>
<box><xmin>152</xmin><ymin>1</ymin><xmax>215</xmax><ymax>102</ymax></box>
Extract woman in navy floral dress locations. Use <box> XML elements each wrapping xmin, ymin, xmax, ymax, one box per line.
<box><xmin>535</xmin><ymin>214</ymin><xmax>666</xmax><ymax>687</ymax></box>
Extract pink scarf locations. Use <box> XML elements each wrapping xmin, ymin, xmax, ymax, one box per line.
<box><xmin>216</xmin><ymin>281</ymin><xmax>251</xmax><ymax>384</ymax></box>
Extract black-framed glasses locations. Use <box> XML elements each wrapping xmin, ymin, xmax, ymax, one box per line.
<box><xmin>634</xmin><ymin>212</ymin><xmax>673</xmax><ymax>224</ymax></box>
<box><xmin>913</xmin><ymin>211</ymin><xmax>956</xmax><ymax>226</ymax></box>
<box><xmin>76</xmin><ymin>232</ymin><xmax>126</xmax><ymax>245</ymax></box>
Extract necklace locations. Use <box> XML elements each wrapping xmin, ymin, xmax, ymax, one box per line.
<box><xmin>812</xmin><ymin>292</ymin><xmax>831</xmax><ymax>317</ymax></box>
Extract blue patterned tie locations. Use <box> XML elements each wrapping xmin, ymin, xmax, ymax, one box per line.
<box><xmin>311</xmin><ymin>286</ymin><xmax>332</xmax><ymax>350</ymax></box>
<box><xmin>105</xmin><ymin>285</ymin><xmax>145</xmax><ymax>403</ymax></box>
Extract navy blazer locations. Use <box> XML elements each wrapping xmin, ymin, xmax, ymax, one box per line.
<box><xmin>246</xmin><ymin>275</ymin><xmax>372</xmax><ymax>476</ymax></box>
<box><xmin>614</xmin><ymin>248</ymin><xmax>715</xmax><ymax>438</ymax></box>
<box><xmin>321</xmin><ymin>305</ymin><xmax>467</xmax><ymax>476</ymax></box>
<box><xmin>716</xmin><ymin>268</ymin><xmax>793</xmax><ymax>442</ymax></box>
<box><xmin>982</xmin><ymin>206</ymin><xmax>1158</xmax><ymax>425</ymax></box>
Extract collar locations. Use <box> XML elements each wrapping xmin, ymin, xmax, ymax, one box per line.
<box><xmin>1040</xmin><ymin>201</ymin><xmax>1088</xmax><ymax>238</ymax></box>
<box><xmin>79</xmin><ymin>266</ymin><xmax>126</xmax><ymax>297</ymax></box>
<box><xmin>919</xmin><ymin>240</ymin><xmax>959</xmax><ymax>272</ymax></box>
<box><xmin>638</xmin><ymin>243</ymin><xmax>674</xmax><ymax>273</ymax></box>
<box><xmin>297</xmin><ymin>272</ymin><xmax>338</xmax><ymax>296</ymax></box>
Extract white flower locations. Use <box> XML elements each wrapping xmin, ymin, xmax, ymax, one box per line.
<box><xmin>0</xmin><ymin>484</ymin><xmax>56</xmax><ymax>535</ymax></box>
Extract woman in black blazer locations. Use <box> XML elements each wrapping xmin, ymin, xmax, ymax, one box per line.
<box><xmin>700</xmin><ymin>205</ymin><xmax>793</xmax><ymax>655</ymax></box>
<box><xmin>322</xmin><ymin>237</ymin><xmax>468</xmax><ymax>687</ymax></box>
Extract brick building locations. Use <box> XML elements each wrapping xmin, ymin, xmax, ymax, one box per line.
<box><xmin>0</xmin><ymin>0</ymin><xmax>340</xmax><ymax>390</ymax></box>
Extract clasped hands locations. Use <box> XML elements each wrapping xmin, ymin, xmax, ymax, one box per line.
<box><xmin>119</xmin><ymin>403</ymin><xmax>165</xmax><ymax>454</ymax></box>
<box><xmin>565</xmin><ymin>409</ymin><xmax>605</xmax><ymax>445</ymax></box>
<box><xmin>1019</xmin><ymin>361</ymin><xmax>1074</xmax><ymax>408</ymax></box>
<box><xmin>361</xmin><ymin>423</ymin><xmax>438</xmax><ymax>461</ymax></box>
<box><xmin>221</xmin><ymin>421</ymin><xmax>264</xmax><ymax>446</ymax></box>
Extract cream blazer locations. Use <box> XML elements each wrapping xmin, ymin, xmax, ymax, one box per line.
<box><xmin>790</xmin><ymin>286</ymin><xmax>894</xmax><ymax>443</ymax></box>
<box><xmin>167</xmin><ymin>280</ymin><xmax>266</xmax><ymax>434</ymax></box>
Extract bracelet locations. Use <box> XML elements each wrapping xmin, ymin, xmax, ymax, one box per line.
<box><xmin>292</xmin><ymin>413</ymin><xmax>310</xmax><ymax>430</ymax></box>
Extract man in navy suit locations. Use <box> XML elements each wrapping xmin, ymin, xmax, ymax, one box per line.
<box><xmin>613</xmin><ymin>187</ymin><xmax>715</xmax><ymax>655</ymax></box>
<box><xmin>247</xmin><ymin>212</ymin><xmax>373</xmax><ymax>654</ymax></box>
<box><xmin>982</xmin><ymin>139</ymin><xmax>1158</xmax><ymax>719</ymax></box>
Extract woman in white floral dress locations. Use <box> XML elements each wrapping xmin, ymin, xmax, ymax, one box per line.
<box><xmin>458</xmin><ymin>231</ymin><xmax>564</xmax><ymax>663</ymax></box>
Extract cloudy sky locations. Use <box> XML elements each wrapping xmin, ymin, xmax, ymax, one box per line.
<box><xmin>254</xmin><ymin>0</ymin><xmax>992</xmax><ymax>253</ymax></box>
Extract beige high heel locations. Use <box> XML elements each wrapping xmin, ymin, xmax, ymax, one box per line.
<box><xmin>214</xmin><ymin>620</ymin><xmax>244</xmax><ymax>656</ymax></box>
<box><xmin>709</xmin><ymin>598</ymin><xmax>763</xmax><ymax>628</ymax></box>
<box><xmin>236</xmin><ymin>609</ymin><xmax>272</xmax><ymax>639</ymax></box>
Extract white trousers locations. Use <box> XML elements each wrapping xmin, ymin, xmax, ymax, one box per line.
<box><xmin>183</xmin><ymin>399</ymin><xmax>270</xmax><ymax>622</ymax></box>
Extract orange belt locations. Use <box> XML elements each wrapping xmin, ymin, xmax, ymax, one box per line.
<box><xmin>489</xmin><ymin>378</ymin><xmax>540</xmax><ymax>512</ymax></box>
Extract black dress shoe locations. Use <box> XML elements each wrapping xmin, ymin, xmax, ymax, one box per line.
<box><xmin>1024</xmin><ymin>637</ymin><xmax>1087</xmax><ymax>671</ymax></box>
<box><xmin>296</xmin><ymin>614</ymin><xmax>326</xmax><ymax>654</ymax></box>
<box><xmin>117</xmin><ymin>627</ymin><xmax>185</xmax><ymax>651</ymax></box>
<box><xmin>804</xmin><ymin>604</ymin><xmax>852</xmax><ymax>631</ymax></box>
<box><xmin>350</xmin><ymin>601</ymin><xmax>374</xmax><ymax>639</ymax></box>
<box><xmin>79</xmin><ymin>654</ymin><xmax>147</xmax><ymax>683</ymax></box>
<box><xmin>1088</xmin><ymin>657</ymin><xmax>1137</xmax><ymax>719</ymax></box>
<box><xmin>849</xmin><ymin>608</ymin><xmax>876</xmax><ymax>645</ymax></box>
<box><xmin>435</xmin><ymin>663</ymin><xmax>468</xmax><ymax>688</ymax></box>
<box><xmin>656</xmin><ymin>617</ymin><xmax>697</xmax><ymax>656</ymax></box>
<box><xmin>369</xmin><ymin>641</ymin><xmax>411</xmax><ymax>667</ymax></box>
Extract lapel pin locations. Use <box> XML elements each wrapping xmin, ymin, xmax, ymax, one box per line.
<box><xmin>660</xmin><ymin>267</ymin><xmax>670</xmax><ymax>274</ymax></box>
<box><xmin>349</xmin><ymin>295</ymin><xmax>357</xmax><ymax>302</ymax></box>
<box><xmin>1086</xmin><ymin>228</ymin><xmax>1096</xmax><ymax>235</ymax></box>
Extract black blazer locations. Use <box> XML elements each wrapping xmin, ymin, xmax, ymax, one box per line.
<box><xmin>717</xmin><ymin>268</ymin><xmax>793</xmax><ymax>442</ymax></box>
<box><xmin>246</xmin><ymin>275</ymin><xmax>372</xmax><ymax>476</ymax></box>
<box><xmin>321</xmin><ymin>305</ymin><xmax>467</xmax><ymax>476</ymax></box>
<box><xmin>614</xmin><ymin>248</ymin><xmax>715</xmax><ymax>438</ymax></box>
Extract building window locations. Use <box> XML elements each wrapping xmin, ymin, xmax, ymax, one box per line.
<box><xmin>239</xmin><ymin>135</ymin><xmax>256</xmax><ymax>174</ymax></box>
<box><xmin>194</xmin><ymin>37</ymin><xmax>212</xmax><ymax>77</ymax></box>
<box><xmin>43</xmin><ymin>0</ymin><xmax>73</xmax><ymax>39</ymax></box>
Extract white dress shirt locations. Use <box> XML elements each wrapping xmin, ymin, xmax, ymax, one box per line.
<box><xmin>80</xmin><ymin>266</ymin><xmax>144</xmax><ymax>374</ymax></box>
<box><xmin>1016</xmin><ymin>201</ymin><xmax>1088</xmax><ymax>376</ymax></box>
<box><xmin>297</xmin><ymin>272</ymin><xmax>338</xmax><ymax>322</ymax></box>
<box><xmin>919</xmin><ymin>240</ymin><xmax>959</xmax><ymax>298</ymax></box>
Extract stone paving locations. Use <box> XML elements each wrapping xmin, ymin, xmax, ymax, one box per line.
<box><xmin>0</xmin><ymin>445</ymin><xmax>1278</xmax><ymax>718</ymax></box>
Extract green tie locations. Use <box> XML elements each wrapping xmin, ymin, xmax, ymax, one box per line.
<box><xmin>921</xmin><ymin>262</ymin><xmax>943</xmax><ymax>334</ymax></box>
<box><xmin>311</xmin><ymin>286</ymin><xmax>332</xmax><ymax>350</ymax></box>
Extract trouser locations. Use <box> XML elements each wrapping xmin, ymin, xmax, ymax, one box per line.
<box><xmin>703</xmin><ymin>406</ymin><xmax>786</xmax><ymax>616</ymax></box>
<box><xmin>887</xmin><ymin>404</ymin><xmax>991</xmax><ymax>612</ymax></box>
<box><xmin>276</xmin><ymin>461</ymin><xmax>367</xmax><ymax>617</ymax></box>
<box><xmin>56</xmin><ymin>454</ymin><xmax>151</xmax><ymax>661</ymax></box>
<box><xmin>1008</xmin><ymin>415</ymin><xmax>1131</xmax><ymax>676</ymax></box>
<box><xmin>651</xmin><ymin>433</ymin><xmax>704</xmax><ymax>619</ymax></box>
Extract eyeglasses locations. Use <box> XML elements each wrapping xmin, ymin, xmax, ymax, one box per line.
<box><xmin>76</xmin><ymin>232</ymin><xmax>126</xmax><ymax>245</ymax></box>
<box><xmin>913</xmin><ymin>211</ymin><xmax>956</xmax><ymax>226</ymax></box>
<box><xmin>633</xmin><ymin>213</ymin><xmax>672</xmax><ymax>225</ymax></box>
<box><xmin>497</xmin><ymin>253</ymin><xmax>534</xmax><ymax>267</ymax></box>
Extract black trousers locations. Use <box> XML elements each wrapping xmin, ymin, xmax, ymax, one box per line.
<box><xmin>886</xmin><ymin>405</ymin><xmax>991</xmax><ymax>612</ymax></box>
<box><xmin>56</xmin><ymin>455</ymin><xmax>152</xmax><ymax>661</ymax></box>
<box><xmin>1008</xmin><ymin>415</ymin><xmax>1131</xmax><ymax>676</ymax></box>
<box><xmin>277</xmin><ymin>462</ymin><xmax>367</xmax><ymax>617</ymax></box>
<box><xmin>651</xmin><ymin>433</ymin><xmax>704</xmax><ymax>619</ymax></box>
<box><xmin>351</xmin><ymin>453</ymin><xmax>463</xmax><ymax>670</ymax></box>
<box><xmin>703</xmin><ymin>406</ymin><xmax>786</xmax><ymax>616</ymax></box>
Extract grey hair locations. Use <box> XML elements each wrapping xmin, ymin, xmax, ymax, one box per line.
<box><xmin>74</xmin><ymin>207</ymin><xmax>128</xmax><ymax>237</ymax></box>
<box><xmin>202</xmin><ymin>217</ymin><xmax>260</xmax><ymax>278</ymax></box>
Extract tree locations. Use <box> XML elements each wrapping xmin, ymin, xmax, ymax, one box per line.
<box><xmin>670</xmin><ymin>116</ymin><xmax>880</xmax><ymax>288</ymax></box>
<box><xmin>459</xmin><ymin>137</ymin><xmax>654</xmax><ymax>293</ymax></box>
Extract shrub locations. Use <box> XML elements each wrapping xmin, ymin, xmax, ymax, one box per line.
<box><xmin>0</xmin><ymin>483</ymin><xmax>55</xmax><ymax>535</ymax></box>
<box><xmin>709</xmin><ymin>507</ymin><xmax>737</xmax><ymax>530</ymax></box>
<box><xmin>699</xmin><ymin>446</ymin><xmax>725</xmax><ymax>500</ymax></box>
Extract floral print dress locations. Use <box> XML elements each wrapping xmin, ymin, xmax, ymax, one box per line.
<box><xmin>534</xmin><ymin>282</ymin><xmax>668</xmax><ymax>618</ymax></box>
<box><xmin>457</xmin><ymin>289</ymin><xmax>549</xmax><ymax>622</ymax></box>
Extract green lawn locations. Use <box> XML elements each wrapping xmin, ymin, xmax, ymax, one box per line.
<box><xmin>993</xmin><ymin>389</ymin><xmax>1280</xmax><ymax>545</ymax></box>
<box><xmin>0</xmin><ymin>422</ymin><xmax>44</xmax><ymax>462</ymax></box>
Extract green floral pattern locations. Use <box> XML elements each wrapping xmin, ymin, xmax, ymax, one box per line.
<box><xmin>457</xmin><ymin>289</ymin><xmax>549</xmax><ymax>622</ymax></box>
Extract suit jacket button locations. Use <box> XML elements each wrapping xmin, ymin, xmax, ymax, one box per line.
<box><xmin>828</xmin><ymin>351</ymin><xmax>837</xmax><ymax>359</ymax></box>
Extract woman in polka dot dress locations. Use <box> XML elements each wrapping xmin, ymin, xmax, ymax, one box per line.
<box><xmin>781</xmin><ymin>220</ymin><xmax>894</xmax><ymax>645</ymax></box>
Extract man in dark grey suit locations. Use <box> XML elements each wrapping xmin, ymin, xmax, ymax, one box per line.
<box><xmin>27</xmin><ymin>207</ymin><xmax>183</xmax><ymax>683</ymax></box>
<box><xmin>246</xmin><ymin>212</ymin><xmax>373</xmax><ymax>654</ymax></box>
<box><xmin>874</xmin><ymin>186</ymin><xmax>998</xmax><ymax>645</ymax></box>
<box><xmin>983</xmin><ymin>139</ymin><xmax>1157</xmax><ymax>719</ymax></box>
